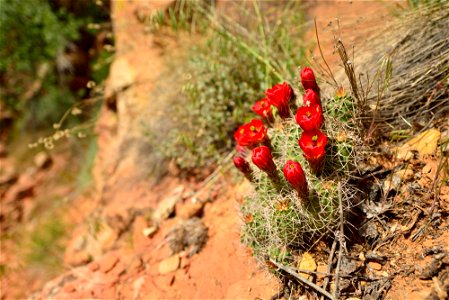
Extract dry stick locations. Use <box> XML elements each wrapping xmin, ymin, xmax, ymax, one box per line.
<box><xmin>269</xmin><ymin>259</ymin><xmax>335</xmax><ymax>300</ymax></box>
<box><xmin>333</xmin><ymin>182</ymin><xmax>345</xmax><ymax>299</ymax></box>
<box><xmin>321</xmin><ymin>238</ymin><xmax>338</xmax><ymax>300</ymax></box>
<box><xmin>314</xmin><ymin>18</ymin><xmax>338</xmax><ymax>87</ymax></box>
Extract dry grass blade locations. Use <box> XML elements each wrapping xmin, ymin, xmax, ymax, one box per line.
<box><xmin>336</xmin><ymin>40</ymin><xmax>362</xmax><ymax>108</ymax></box>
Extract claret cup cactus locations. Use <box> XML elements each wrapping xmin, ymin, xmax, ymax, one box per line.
<box><xmin>233</xmin><ymin>66</ymin><xmax>361</xmax><ymax>268</ymax></box>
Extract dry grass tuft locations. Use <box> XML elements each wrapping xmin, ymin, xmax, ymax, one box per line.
<box><xmin>337</xmin><ymin>2</ymin><xmax>449</xmax><ymax>138</ymax></box>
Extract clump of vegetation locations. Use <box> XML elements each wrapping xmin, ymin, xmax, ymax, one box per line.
<box><xmin>234</xmin><ymin>68</ymin><xmax>362</xmax><ymax>268</ymax></box>
<box><xmin>23</xmin><ymin>213</ymin><xmax>66</xmax><ymax>271</ymax></box>
<box><xmin>342</xmin><ymin>1</ymin><xmax>449</xmax><ymax>138</ymax></box>
<box><xmin>0</xmin><ymin>0</ymin><xmax>111</xmax><ymax>131</ymax></box>
<box><xmin>144</xmin><ymin>1</ymin><xmax>306</xmax><ymax>172</ymax></box>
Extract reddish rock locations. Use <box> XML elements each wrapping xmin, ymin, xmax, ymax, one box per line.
<box><xmin>142</xmin><ymin>226</ymin><xmax>158</xmax><ymax>238</ymax></box>
<box><xmin>64</xmin><ymin>249</ymin><xmax>91</xmax><ymax>267</ymax></box>
<box><xmin>158</xmin><ymin>255</ymin><xmax>180</xmax><ymax>275</ymax></box>
<box><xmin>177</xmin><ymin>200</ymin><xmax>204</xmax><ymax>220</ymax></box>
<box><xmin>132</xmin><ymin>215</ymin><xmax>148</xmax><ymax>249</ymax></box>
<box><xmin>64</xmin><ymin>228</ymin><xmax>92</xmax><ymax>267</ymax></box>
<box><xmin>127</xmin><ymin>257</ymin><xmax>144</xmax><ymax>274</ymax></box>
<box><xmin>89</xmin><ymin>262</ymin><xmax>100</xmax><ymax>272</ymax></box>
<box><xmin>108</xmin><ymin>261</ymin><xmax>126</xmax><ymax>278</ymax></box>
<box><xmin>34</xmin><ymin>152</ymin><xmax>53</xmax><ymax>169</ymax></box>
<box><xmin>368</xmin><ymin>261</ymin><xmax>382</xmax><ymax>271</ymax></box>
<box><xmin>100</xmin><ymin>253</ymin><xmax>120</xmax><ymax>273</ymax></box>
<box><xmin>63</xmin><ymin>283</ymin><xmax>76</xmax><ymax>293</ymax></box>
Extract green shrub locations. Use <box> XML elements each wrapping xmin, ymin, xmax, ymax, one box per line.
<box><xmin>0</xmin><ymin>0</ymin><xmax>111</xmax><ymax>130</ymax></box>
<box><xmin>0</xmin><ymin>0</ymin><xmax>80</xmax><ymax>114</ymax></box>
<box><xmin>0</xmin><ymin>0</ymin><xmax>81</xmax><ymax>74</ymax></box>
<box><xmin>149</xmin><ymin>1</ymin><xmax>306</xmax><ymax>172</ymax></box>
<box><xmin>24</xmin><ymin>214</ymin><xmax>66</xmax><ymax>269</ymax></box>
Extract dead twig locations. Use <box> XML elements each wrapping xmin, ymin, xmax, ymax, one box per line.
<box><xmin>269</xmin><ymin>259</ymin><xmax>335</xmax><ymax>300</ymax></box>
<box><xmin>321</xmin><ymin>238</ymin><xmax>337</xmax><ymax>300</ymax></box>
<box><xmin>314</xmin><ymin>19</ymin><xmax>338</xmax><ymax>87</ymax></box>
<box><xmin>333</xmin><ymin>182</ymin><xmax>345</xmax><ymax>299</ymax></box>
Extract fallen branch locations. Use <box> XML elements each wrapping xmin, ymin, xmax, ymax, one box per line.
<box><xmin>269</xmin><ymin>259</ymin><xmax>335</xmax><ymax>300</ymax></box>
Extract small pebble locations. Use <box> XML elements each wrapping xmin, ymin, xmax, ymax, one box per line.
<box><xmin>89</xmin><ymin>262</ymin><xmax>100</xmax><ymax>272</ymax></box>
<box><xmin>368</xmin><ymin>261</ymin><xmax>382</xmax><ymax>271</ymax></box>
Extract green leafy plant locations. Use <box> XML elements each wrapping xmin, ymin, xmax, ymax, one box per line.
<box><xmin>0</xmin><ymin>0</ymin><xmax>111</xmax><ymax>131</ymax></box>
<box><xmin>0</xmin><ymin>0</ymin><xmax>80</xmax><ymax>115</ymax></box>
<box><xmin>24</xmin><ymin>214</ymin><xmax>66</xmax><ymax>269</ymax></box>
<box><xmin>147</xmin><ymin>1</ymin><xmax>306</xmax><ymax>172</ymax></box>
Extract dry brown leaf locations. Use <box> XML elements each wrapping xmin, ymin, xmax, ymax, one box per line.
<box><xmin>297</xmin><ymin>252</ymin><xmax>317</xmax><ymax>280</ymax></box>
<box><xmin>396</xmin><ymin>128</ymin><xmax>441</xmax><ymax>160</ymax></box>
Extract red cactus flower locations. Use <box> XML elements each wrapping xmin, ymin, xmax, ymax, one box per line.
<box><xmin>303</xmin><ymin>89</ymin><xmax>321</xmax><ymax>107</ymax></box>
<box><xmin>300</xmin><ymin>67</ymin><xmax>319</xmax><ymax>93</ymax></box>
<box><xmin>265</xmin><ymin>82</ymin><xmax>293</xmax><ymax>119</ymax></box>
<box><xmin>252</xmin><ymin>146</ymin><xmax>277</xmax><ymax>175</ymax></box>
<box><xmin>252</xmin><ymin>98</ymin><xmax>273</xmax><ymax>121</ymax></box>
<box><xmin>283</xmin><ymin>160</ymin><xmax>308</xmax><ymax>199</ymax></box>
<box><xmin>298</xmin><ymin>129</ymin><xmax>328</xmax><ymax>173</ymax></box>
<box><xmin>295</xmin><ymin>104</ymin><xmax>324</xmax><ymax>131</ymax></box>
<box><xmin>234</xmin><ymin>119</ymin><xmax>267</xmax><ymax>148</ymax></box>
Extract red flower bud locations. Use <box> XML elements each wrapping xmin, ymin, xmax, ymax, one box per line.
<box><xmin>295</xmin><ymin>104</ymin><xmax>324</xmax><ymax>131</ymax></box>
<box><xmin>283</xmin><ymin>160</ymin><xmax>308</xmax><ymax>199</ymax></box>
<box><xmin>298</xmin><ymin>129</ymin><xmax>328</xmax><ymax>174</ymax></box>
<box><xmin>233</xmin><ymin>156</ymin><xmax>250</xmax><ymax>173</ymax></box>
<box><xmin>233</xmin><ymin>156</ymin><xmax>253</xmax><ymax>182</ymax></box>
<box><xmin>300</xmin><ymin>67</ymin><xmax>319</xmax><ymax>93</ymax></box>
<box><xmin>303</xmin><ymin>89</ymin><xmax>321</xmax><ymax>107</ymax></box>
<box><xmin>234</xmin><ymin>119</ymin><xmax>267</xmax><ymax>148</ymax></box>
<box><xmin>252</xmin><ymin>98</ymin><xmax>273</xmax><ymax>121</ymax></box>
<box><xmin>251</xmin><ymin>146</ymin><xmax>276</xmax><ymax>175</ymax></box>
<box><xmin>265</xmin><ymin>82</ymin><xmax>292</xmax><ymax>119</ymax></box>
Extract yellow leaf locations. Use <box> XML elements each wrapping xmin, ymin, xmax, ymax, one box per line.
<box><xmin>297</xmin><ymin>252</ymin><xmax>317</xmax><ymax>280</ymax></box>
<box><xmin>396</xmin><ymin>128</ymin><xmax>441</xmax><ymax>160</ymax></box>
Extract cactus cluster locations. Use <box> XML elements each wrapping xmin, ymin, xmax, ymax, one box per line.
<box><xmin>233</xmin><ymin>68</ymin><xmax>361</xmax><ymax>265</ymax></box>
